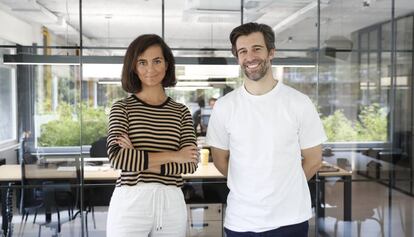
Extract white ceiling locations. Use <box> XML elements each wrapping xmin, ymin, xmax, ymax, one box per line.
<box><xmin>0</xmin><ymin>0</ymin><xmax>413</xmax><ymax>57</ymax></box>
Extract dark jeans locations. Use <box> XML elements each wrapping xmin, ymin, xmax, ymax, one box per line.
<box><xmin>224</xmin><ymin>221</ymin><xmax>309</xmax><ymax>237</ymax></box>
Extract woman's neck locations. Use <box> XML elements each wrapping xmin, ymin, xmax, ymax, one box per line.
<box><xmin>135</xmin><ymin>86</ymin><xmax>167</xmax><ymax>105</ymax></box>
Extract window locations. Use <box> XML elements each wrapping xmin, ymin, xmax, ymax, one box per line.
<box><xmin>0</xmin><ymin>65</ymin><xmax>17</xmax><ymax>144</ymax></box>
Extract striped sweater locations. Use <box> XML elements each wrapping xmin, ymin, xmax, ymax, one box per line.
<box><xmin>107</xmin><ymin>95</ymin><xmax>198</xmax><ymax>187</ymax></box>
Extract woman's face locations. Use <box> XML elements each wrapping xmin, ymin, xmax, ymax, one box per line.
<box><xmin>135</xmin><ymin>45</ymin><xmax>167</xmax><ymax>89</ymax></box>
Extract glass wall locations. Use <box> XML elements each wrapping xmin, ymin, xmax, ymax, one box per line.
<box><xmin>0</xmin><ymin>0</ymin><xmax>413</xmax><ymax>236</ymax></box>
<box><xmin>0</xmin><ymin>48</ymin><xmax>16</xmax><ymax>145</ymax></box>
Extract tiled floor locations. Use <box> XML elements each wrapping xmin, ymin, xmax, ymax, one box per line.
<box><xmin>7</xmin><ymin>207</ymin><xmax>107</xmax><ymax>237</ymax></box>
<box><xmin>309</xmin><ymin>179</ymin><xmax>414</xmax><ymax>237</ymax></box>
<box><xmin>2</xmin><ymin>178</ymin><xmax>414</xmax><ymax>237</ymax></box>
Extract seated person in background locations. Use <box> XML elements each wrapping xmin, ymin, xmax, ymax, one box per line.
<box><xmin>89</xmin><ymin>136</ymin><xmax>108</xmax><ymax>157</ymax></box>
<box><xmin>193</xmin><ymin>97</ymin><xmax>218</xmax><ymax>137</ymax></box>
<box><xmin>193</xmin><ymin>98</ymin><xmax>207</xmax><ymax>136</ymax></box>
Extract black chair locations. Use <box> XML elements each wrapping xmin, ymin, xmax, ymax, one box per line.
<box><xmin>18</xmin><ymin>152</ymin><xmax>43</xmax><ymax>224</ymax></box>
<box><xmin>82</xmin><ymin>136</ymin><xmax>108</xmax><ymax>234</ymax></box>
<box><xmin>89</xmin><ymin>136</ymin><xmax>108</xmax><ymax>158</ymax></box>
<box><xmin>330</xmin><ymin>184</ymin><xmax>385</xmax><ymax>237</ymax></box>
<box><xmin>36</xmin><ymin>181</ymin><xmax>76</xmax><ymax>237</ymax></box>
<box><xmin>18</xmin><ymin>134</ymin><xmax>76</xmax><ymax>236</ymax></box>
<box><xmin>19</xmin><ymin>161</ymin><xmax>76</xmax><ymax>236</ymax></box>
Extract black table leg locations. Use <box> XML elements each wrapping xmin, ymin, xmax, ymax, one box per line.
<box><xmin>343</xmin><ymin>176</ymin><xmax>352</xmax><ymax>221</ymax></box>
<box><xmin>318</xmin><ymin>176</ymin><xmax>326</xmax><ymax>219</ymax></box>
<box><xmin>1</xmin><ymin>184</ymin><xmax>7</xmax><ymax>235</ymax></box>
<box><xmin>316</xmin><ymin>176</ymin><xmax>327</xmax><ymax>235</ymax></box>
<box><xmin>342</xmin><ymin>176</ymin><xmax>352</xmax><ymax>237</ymax></box>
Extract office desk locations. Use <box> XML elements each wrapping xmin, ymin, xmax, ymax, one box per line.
<box><xmin>0</xmin><ymin>163</ymin><xmax>222</xmax><ymax>182</ymax></box>
<box><xmin>0</xmin><ymin>164</ymin><xmax>121</xmax><ymax>235</ymax></box>
<box><xmin>0</xmin><ymin>163</ymin><xmax>225</xmax><ymax>234</ymax></box>
<box><xmin>317</xmin><ymin>162</ymin><xmax>353</xmax><ymax>222</ymax></box>
<box><xmin>188</xmin><ymin>162</ymin><xmax>353</xmax><ymax>222</ymax></box>
<box><xmin>183</xmin><ymin>163</ymin><xmax>224</xmax><ymax>179</ymax></box>
<box><xmin>0</xmin><ymin>165</ymin><xmax>120</xmax><ymax>182</ymax></box>
<box><xmin>0</xmin><ymin>162</ymin><xmax>351</xmax><ymax>234</ymax></box>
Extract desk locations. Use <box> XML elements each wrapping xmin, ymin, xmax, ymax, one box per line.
<box><xmin>0</xmin><ymin>163</ymin><xmax>223</xmax><ymax>182</ymax></box>
<box><xmin>0</xmin><ymin>165</ymin><xmax>121</xmax><ymax>182</ymax></box>
<box><xmin>187</xmin><ymin>162</ymin><xmax>353</xmax><ymax>222</ymax></box>
<box><xmin>315</xmin><ymin>162</ymin><xmax>352</xmax><ymax>237</ymax></box>
<box><xmin>183</xmin><ymin>163</ymin><xmax>224</xmax><ymax>179</ymax></box>
<box><xmin>318</xmin><ymin>162</ymin><xmax>353</xmax><ymax>222</ymax></box>
<box><xmin>0</xmin><ymin>162</ymin><xmax>351</xmax><ymax>234</ymax></box>
<box><xmin>0</xmin><ymin>164</ymin><xmax>121</xmax><ymax>235</ymax></box>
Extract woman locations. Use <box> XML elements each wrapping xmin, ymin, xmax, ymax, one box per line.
<box><xmin>106</xmin><ymin>34</ymin><xmax>199</xmax><ymax>237</ymax></box>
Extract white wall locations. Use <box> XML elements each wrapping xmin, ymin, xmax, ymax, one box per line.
<box><xmin>0</xmin><ymin>143</ymin><xmax>18</xmax><ymax>164</ymax></box>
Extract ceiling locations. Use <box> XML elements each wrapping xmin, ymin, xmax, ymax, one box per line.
<box><xmin>0</xmin><ymin>0</ymin><xmax>413</xmax><ymax>58</ymax></box>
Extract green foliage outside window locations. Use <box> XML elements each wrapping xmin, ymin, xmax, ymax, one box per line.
<box><xmin>38</xmin><ymin>103</ymin><xmax>108</xmax><ymax>146</ymax></box>
<box><xmin>322</xmin><ymin>110</ymin><xmax>358</xmax><ymax>141</ymax></box>
<box><xmin>38</xmin><ymin>102</ymin><xmax>387</xmax><ymax>146</ymax></box>
<box><xmin>321</xmin><ymin>103</ymin><xmax>387</xmax><ymax>142</ymax></box>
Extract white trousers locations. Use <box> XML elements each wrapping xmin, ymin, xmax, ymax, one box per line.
<box><xmin>106</xmin><ymin>183</ymin><xmax>187</xmax><ymax>237</ymax></box>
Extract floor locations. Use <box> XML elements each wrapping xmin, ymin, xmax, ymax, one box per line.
<box><xmin>1</xmin><ymin>178</ymin><xmax>414</xmax><ymax>237</ymax></box>
<box><xmin>309</xmin><ymin>178</ymin><xmax>414</xmax><ymax>237</ymax></box>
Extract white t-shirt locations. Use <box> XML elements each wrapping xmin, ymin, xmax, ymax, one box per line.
<box><xmin>206</xmin><ymin>81</ymin><xmax>327</xmax><ymax>232</ymax></box>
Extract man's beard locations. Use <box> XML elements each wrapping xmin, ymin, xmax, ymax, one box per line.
<box><xmin>242</xmin><ymin>59</ymin><xmax>270</xmax><ymax>81</ymax></box>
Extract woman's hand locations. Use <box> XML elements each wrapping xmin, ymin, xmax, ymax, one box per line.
<box><xmin>173</xmin><ymin>145</ymin><xmax>199</xmax><ymax>164</ymax></box>
<box><xmin>114</xmin><ymin>133</ymin><xmax>134</xmax><ymax>149</ymax></box>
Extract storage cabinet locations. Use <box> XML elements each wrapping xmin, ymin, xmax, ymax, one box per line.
<box><xmin>186</xmin><ymin>203</ymin><xmax>223</xmax><ymax>237</ymax></box>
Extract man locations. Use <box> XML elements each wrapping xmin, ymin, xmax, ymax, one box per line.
<box><xmin>206</xmin><ymin>22</ymin><xmax>327</xmax><ymax>236</ymax></box>
<box><xmin>192</xmin><ymin>97</ymin><xmax>206</xmax><ymax>136</ymax></box>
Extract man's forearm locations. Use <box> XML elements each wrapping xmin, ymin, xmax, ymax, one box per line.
<box><xmin>214</xmin><ymin>159</ymin><xmax>228</xmax><ymax>177</ymax></box>
<box><xmin>302</xmin><ymin>161</ymin><xmax>322</xmax><ymax>180</ymax></box>
<box><xmin>301</xmin><ymin>145</ymin><xmax>323</xmax><ymax>180</ymax></box>
<box><xmin>210</xmin><ymin>147</ymin><xmax>230</xmax><ymax>177</ymax></box>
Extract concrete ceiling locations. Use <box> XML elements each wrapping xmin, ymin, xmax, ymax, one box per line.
<box><xmin>0</xmin><ymin>0</ymin><xmax>413</xmax><ymax>57</ymax></box>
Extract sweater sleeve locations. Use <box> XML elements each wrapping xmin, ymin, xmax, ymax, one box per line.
<box><xmin>107</xmin><ymin>100</ymin><xmax>149</xmax><ymax>172</ymax></box>
<box><xmin>160</xmin><ymin>106</ymin><xmax>198</xmax><ymax>175</ymax></box>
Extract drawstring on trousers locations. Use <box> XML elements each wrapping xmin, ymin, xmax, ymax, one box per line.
<box><xmin>153</xmin><ymin>186</ymin><xmax>169</xmax><ymax>231</ymax></box>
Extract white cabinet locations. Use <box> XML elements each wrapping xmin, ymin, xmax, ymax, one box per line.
<box><xmin>186</xmin><ymin>203</ymin><xmax>223</xmax><ymax>237</ymax></box>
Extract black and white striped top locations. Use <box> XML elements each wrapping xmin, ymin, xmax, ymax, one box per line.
<box><xmin>107</xmin><ymin>95</ymin><xmax>198</xmax><ymax>187</ymax></box>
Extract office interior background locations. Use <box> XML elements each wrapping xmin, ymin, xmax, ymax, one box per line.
<box><xmin>0</xmin><ymin>0</ymin><xmax>413</xmax><ymax>236</ymax></box>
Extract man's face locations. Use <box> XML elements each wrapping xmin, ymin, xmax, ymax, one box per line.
<box><xmin>235</xmin><ymin>32</ymin><xmax>274</xmax><ymax>81</ymax></box>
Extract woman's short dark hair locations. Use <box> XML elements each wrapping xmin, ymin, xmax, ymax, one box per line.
<box><xmin>229</xmin><ymin>22</ymin><xmax>275</xmax><ymax>57</ymax></box>
<box><xmin>121</xmin><ymin>34</ymin><xmax>176</xmax><ymax>93</ymax></box>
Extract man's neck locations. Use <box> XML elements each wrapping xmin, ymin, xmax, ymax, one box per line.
<box><xmin>244</xmin><ymin>74</ymin><xmax>278</xmax><ymax>96</ymax></box>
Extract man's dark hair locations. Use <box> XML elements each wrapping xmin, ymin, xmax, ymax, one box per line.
<box><xmin>229</xmin><ymin>22</ymin><xmax>275</xmax><ymax>57</ymax></box>
<box><xmin>121</xmin><ymin>34</ymin><xmax>176</xmax><ymax>93</ymax></box>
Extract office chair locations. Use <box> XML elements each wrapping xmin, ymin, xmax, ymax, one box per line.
<box><xmin>37</xmin><ymin>181</ymin><xmax>76</xmax><ymax>237</ymax></box>
<box><xmin>332</xmin><ymin>204</ymin><xmax>384</xmax><ymax>237</ymax></box>
<box><xmin>89</xmin><ymin>136</ymin><xmax>108</xmax><ymax>158</ymax></box>
<box><xmin>3</xmin><ymin>183</ymin><xmax>14</xmax><ymax>237</ymax></box>
<box><xmin>81</xmin><ymin>136</ymin><xmax>108</xmax><ymax>234</ymax></box>
<box><xmin>18</xmin><ymin>135</ymin><xmax>76</xmax><ymax>236</ymax></box>
<box><xmin>20</xmin><ymin>166</ymin><xmax>76</xmax><ymax>236</ymax></box>
<box><xmin>327</xmin><ymin>181</ymin><xmax>385</xmax><ymax>237</ymax></box>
